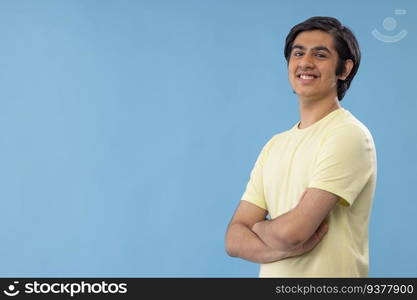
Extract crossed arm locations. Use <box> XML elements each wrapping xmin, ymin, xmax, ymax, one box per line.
<box><xmin>224</xmin><ymin>188</ymin><xmax>339</xmax><ymax>263</ymax></box>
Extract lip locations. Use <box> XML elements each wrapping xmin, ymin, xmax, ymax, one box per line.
<box><xmin>296</xmin><ymin>72</ymin><xmax>319</xmax><ymax>78</ymax></box>
<box><xmin>296</xmin><ymin>72</ymin><xmax>319</xmax><ymax>84</ymax></box>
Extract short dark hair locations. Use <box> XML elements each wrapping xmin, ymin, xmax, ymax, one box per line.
<box><xmin>284</xmin><ymin>16</ymin><xmax>361</xmax><ymax>101</ymax></box>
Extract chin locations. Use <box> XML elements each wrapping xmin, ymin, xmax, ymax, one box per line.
<box><xmin>294</xmin><ymin>89</ymin><xmax>317</xmax><ymax>98</ymax></box>
<box><xmin>295</xmin><ymin>91</ymin><xmax>321</xmax><ymax>101</ymax></box>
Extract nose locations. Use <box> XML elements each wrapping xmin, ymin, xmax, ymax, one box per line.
<box><xmin>298</xmin><ymin>54</ymin><xmax>314</xmax><ymax>69</ymax></box>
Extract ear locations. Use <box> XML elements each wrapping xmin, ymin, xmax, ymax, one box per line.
<box><xmin>339</xmin><ymin>59</ymin><xmax>354</xmax><ymax>80</ymax></box>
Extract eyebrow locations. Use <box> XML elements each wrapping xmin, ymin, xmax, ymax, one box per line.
<box><xmin>292</xmin><ymin>44</ymin><xmax>332</xmax><ymax>54</ymax></box>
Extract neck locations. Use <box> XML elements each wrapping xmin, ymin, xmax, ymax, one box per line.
<box><xmin>297</xmin><ymin>93</ymin><xmax>341</xmax><ymax>129</ymax></box>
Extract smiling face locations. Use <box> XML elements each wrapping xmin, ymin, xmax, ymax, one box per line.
<box><xmin>288</xmin><ymin>30</ymin><xmax>350</xmax><ymax>102</ymax></box>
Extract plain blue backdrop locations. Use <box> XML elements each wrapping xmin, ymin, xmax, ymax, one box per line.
<box><xmin>0</xmin><ymin>0</ymin><xmax>415</xmax><ymax>277</ymax></box>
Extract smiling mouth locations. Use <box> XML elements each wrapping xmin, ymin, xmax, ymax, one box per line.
<box><xmin>297</xmin><ymin>74</ymin><xmax>319</xmax><ymax>79</ymax></box>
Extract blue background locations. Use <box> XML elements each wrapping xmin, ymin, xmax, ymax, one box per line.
<box><xmin>0</xmin><ymin>0</ymin><xmax>415</xmax><ymax>277</ymax></box>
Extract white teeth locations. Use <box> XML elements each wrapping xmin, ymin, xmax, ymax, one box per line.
<box><xmin>300</xmin><ymin>75</ymin><xmax>315</xmax><ymax>80</ymax></box>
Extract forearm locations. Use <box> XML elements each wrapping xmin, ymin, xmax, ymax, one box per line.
<box><xmin>252</xmin><ymin>211</ymin><xmax>301</xmax><ymax>250</ymax></box>
<box><xmin>225</xmin><ymin>223</ymin><xmax>289</xmax><ymax>264</ymax></box>
<box><xmin>253</xmin><ymin>189</ymin><xmax>335</xmax><ymax>249</ymax></box>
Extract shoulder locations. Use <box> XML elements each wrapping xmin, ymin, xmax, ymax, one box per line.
<box><xmin>325</xmin><ymin>110</ymin><xmax>375</xmax><ymax>147</ymax></box>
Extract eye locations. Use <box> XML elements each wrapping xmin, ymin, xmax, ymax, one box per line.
<box><xmin>315</xmin><ymin>53</ymin><xmax>327</xmax><ymax>58</ymax></box>
<box><xmin>293</xmin><ymin>51</ymin><xmax>303</xmax><ymax>57</ymax></box>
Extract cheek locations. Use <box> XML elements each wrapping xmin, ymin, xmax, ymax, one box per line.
<box><xmin>288</xmin><ymin>65</ymin><xmax>297</xmax><ymax>80</ymax></box>
<box><xmin>321</xmin><ymin>74</ymin><xmax>338</xmax><ymax>86</ymax></box>
<box><xmin>288</xmin><ymin>61</ymin><xmax>297</xmax><ymax>74</ymax></box>
<box><xmin>288</xmin><ymin>72</ymin><xmax>297</xmax><ymax>87</ymax></box>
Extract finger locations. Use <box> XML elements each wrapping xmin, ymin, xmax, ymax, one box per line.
<box><xmin>299</xmin><ymin>222</ymin><xmax>329</xmax><ymax>253</ymax></box>
<box><xmin>318</xmin><ymin>222</ymin><xmax>329</xmax><ymax>235</ymax></box>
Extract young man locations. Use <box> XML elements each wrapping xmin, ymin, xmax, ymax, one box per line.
<box><xmin>225</xmin><ymin>17</ymin><xmax>377</xmax><ymax>277</ymax></box>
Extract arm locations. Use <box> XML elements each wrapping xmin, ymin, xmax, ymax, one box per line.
<box><xmin>225</xmin><ymin>199</ymin><xmax>329</xmax><ymax>263</ymax></box>
<box><xmin>225</xmin><ymin>200</ymin><xmax>285</xmax><ymax>263</ymax></box>
<box><xmin>252</xmin><ymin>188</ymin><xmax>338</xmax><ymax>250</ymax></box>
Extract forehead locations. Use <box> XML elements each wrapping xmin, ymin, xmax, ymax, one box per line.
<box><xmin>292</xmin><ymin>30</ymin><xmax>336</xmax><ymax>50</ymax></box>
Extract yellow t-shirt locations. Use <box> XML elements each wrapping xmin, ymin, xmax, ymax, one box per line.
<box><xmin>241</xmin><ymin>108</ymin><xmax>377</xmax><ymax>277</ymax></box>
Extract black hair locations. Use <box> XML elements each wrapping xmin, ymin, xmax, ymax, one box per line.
<box><xmin>284</xmin><ymin>16</ymin><xmax>361</xmax><ymax>101</ymax></box>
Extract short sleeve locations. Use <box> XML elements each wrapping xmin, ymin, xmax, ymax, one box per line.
<box><xmin>308</xmin><ymin>124</ymin><xmax>376</xmax><ymax>206</ymax></box>
<box><xmin>241</xmin><ymin>138</ymin><xmax>274</xmax><ymax>210</ymax></box>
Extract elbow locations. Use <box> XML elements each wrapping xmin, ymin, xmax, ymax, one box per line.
<box><xmin>225</xmin><ymin>235</ymin><xmax>238</xmax><ymax>258</ymax></box>
<box><xmin>225</xmin><ymin>224</ymin><xmax>242</xmax><ymax>258</ymax></box>
<box><xmin>225</xmin><ymin>243</ymin><xmax>237</xmax><ymax>258</ymax></box>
